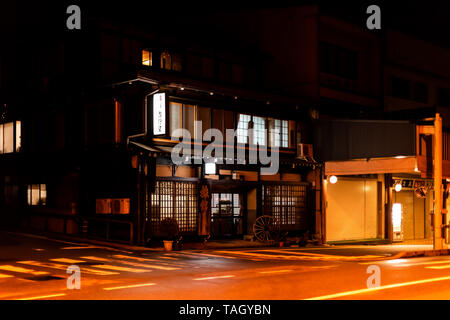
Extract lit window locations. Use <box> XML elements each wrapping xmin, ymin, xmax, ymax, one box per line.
<box><xmin>252</xmin><ymin>116</ymin><xmax>266</xmax><ymax>146</ymax></box>
<box><xmin>169</xmin><ymin>102</ymin><xmax>209</xmax><ymax>140</ymax></box>
<box><xmin>150</xmin><ymin>181</ymin><xmax>198</xmax><ymax>233</ymax></box>
<box><xmin>0</xmin><ymin>121</ymin><xmax>21</xmax><ymax>154</ymax></box>
<box><xmin>161</xmin><ymin>51</ymin><xmax>172</xmax><ymax>70</ymax></box>
<box><xmin>160</xmin><ymin>50</ymin><xmax>182</xmax><ymax>72</ymax></box>
<box><xmin>4</xmin><ymin>122</ymin><xmax>13</xmax><ymax>153</ymax></box>
<box><xmin>142</xmin><ymin>49</ymin><xmax>152</xmax><ymax>66</ymax></box>
<box><xmin>237</xmin><ymin>114</ymin><xmax>266</xmax><ymax>146</ymax></box>
<box><xmin>269</xmin><ymin>119</ymin><xmax>288</xmax><ymax>148</ymax></box>
<box><xmin>15</xmin><ymin>121</ymin><xmax>21</xmax><ymax>152</ymax></box>
<box><xmin>0</xmin><ymin>124</ymin><xmax>2</xmax><ymax>154</ymax></box>
<box><xmin>27</xmin><ymin>184</ymin><xmax>47</xmax><ymax>206</ymax></box>
<box><xmin>237</xmin><ymin>114</ymin><xmax>251</xmax><ymax>144</ymax></box>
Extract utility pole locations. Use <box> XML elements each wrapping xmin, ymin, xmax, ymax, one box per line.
<box><xmin>434</xmin><ymin>113</ymin><xmax>444</xmax><ymax>250</ymax></box>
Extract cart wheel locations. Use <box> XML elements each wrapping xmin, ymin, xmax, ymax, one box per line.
<box><xmin>253</xmin><ymin>215</ymin><xmax>280</xmax><ymax>242</ymax></box>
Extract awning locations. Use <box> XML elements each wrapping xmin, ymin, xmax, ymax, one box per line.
<box><xmin>129</xmin><ymin>141</ymin><xmax>173</xmax><ymax>154</ymax></box>
<box><xmin>325</xmin><ymin>157</ymin><xmax>418</xmax><ymax>176</ymax></box>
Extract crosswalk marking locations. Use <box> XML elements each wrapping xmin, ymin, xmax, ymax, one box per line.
<box><xmin>178</xmin><ymin>251</ymin><xmax>239</xmax><ymax>259</ymax></box>
<box><xmin>257</xmin><ymin>249</ymin><xmax>384</xmax><ymax>260</ymax></box>
<box><xmin>103</xmin><ymin>283</ymin><xmax>156</xmax><ymax>291</ymax></box>
<box><xmin>0</xmin><ymin>273</ymin><xmax>14</xmax><ymax>278</ymax></box>
<box><xmin>16</xmin><ymin>261</ymin><xmax>118</xmax><ymax>276</ymax></box>
<box><xmin>18</xmin><ymin>293</ymin><xmax>67</xmax><ymax>300</ymax></box>
<box><xmin>50</xmin><ymin>258</ymin><xmax>86</xmax><ymax>264</ymax></box>
<box><xmin>61</xmin><ymin>246</ymin><xmax>101</xmax><ymax>250</ymax></box>
<box><xmin>89</xmin><ymin>264</ymin><xmax>150</xmax><ymax>273</ymax></box>
<box><xmin>213</xmin><ymin>250</ymin><xmax>314</xmax><ymax>260</ymax></box>
<box><xmin>259</xmin><ymin>269</ymin><xmax>293</xmax><ymax>274</ymax></box>
<box><xmin>0</xmin><ymin>265</ymin><xmax>49</xmax><ymax>276</ymax></box>
<box><xmin>194</xmin><ymin>275</ymin><xmax>235</xmax><ymax>281</ymax></box>
<box><xmin>160</xmin><ymin>256</ymin><xmax>178</xmax><ymax>260</ymax></box>
<box><xmin>112</xmin><ymin>255</ymin><xmax>157</xmax><ymax>262</ymax></box>
<box><xmin>81</xmin><ymin>256</ymin><xmax>180</xmax><ymax>271</ymax></box>
<box><xmin>80</xmin><ymin>256</ymin><xmax>109</xmax><ymax>262</ymax></box>
<box><xmin>213</xmin><ymin>249</ymin><xmax>384</xmax><ymax>261</ymax></box>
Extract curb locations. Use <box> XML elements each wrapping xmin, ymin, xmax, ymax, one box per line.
<box><xmin>397</xmin><ymin>249</ymin><xmax>450</xmax><ymax>259</ymax></box>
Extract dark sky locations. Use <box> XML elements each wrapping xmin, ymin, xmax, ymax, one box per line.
<box><xmin>1</xmin><ymin>0</ymin><xmax>450</xmax><ymax>47</ymax></box>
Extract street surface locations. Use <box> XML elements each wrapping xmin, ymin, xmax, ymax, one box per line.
<box><xmin>0</xmin><ymin>232</ymin><xmax>449</xmax><ymax>300</ymax></box>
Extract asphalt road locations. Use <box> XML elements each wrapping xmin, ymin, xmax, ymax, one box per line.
<box><xmin>0</xmin><ymin>232</ymin><xmax>449</xmax><ymax>300</ymax></box>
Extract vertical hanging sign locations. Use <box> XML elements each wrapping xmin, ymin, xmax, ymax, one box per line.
<box><xmin>153</xmin><ymin>92</ymin><xmax>166</xmax><ymax>135</ymax></box>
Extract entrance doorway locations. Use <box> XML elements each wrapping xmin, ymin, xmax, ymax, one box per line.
<box><xmin>211</xmin><ymin>193</ymin><xmax>243</xmax><ymax>238</ymax></box>
<box><xmin>394</xmin><ymin>190</ymin><xmax>431</xmax><ymax>241</ymax></box>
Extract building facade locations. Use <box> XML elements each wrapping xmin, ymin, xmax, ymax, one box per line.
<box><xmin>0</xmin><ymin>7</ymin><xmax>322</xmax><ymax>245</ymax></box>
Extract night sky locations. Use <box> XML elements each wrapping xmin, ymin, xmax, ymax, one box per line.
<box><xmin>1</xmin><ymin>1</ymin><xmax>450</xmax><ymax>47</ymax></box>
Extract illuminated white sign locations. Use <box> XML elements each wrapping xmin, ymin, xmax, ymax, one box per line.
<box><xmin>392</xmin><ymin>203</ymin><xmax>402</xmax><ymax>233</ymax></box>
<box><xmin>153</xmin><ymin>93</ymin><xmax>166</xmax><ymax>135</ymax></box>
<box><xmin>205</xmin><ymin>162</ymin><xmax>216</xmax><ymax>175</ymax></box>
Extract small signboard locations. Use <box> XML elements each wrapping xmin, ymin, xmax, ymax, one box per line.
<box><xmin>153</xmin><ymin>92</ymin><xmax>166</xmax><ymax>135</ymax></box>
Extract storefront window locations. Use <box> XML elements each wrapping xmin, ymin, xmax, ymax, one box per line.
<box><xmin>150</xmin><ymin>180</ymin><xmax>198</xmax><ymax>234</ymax></box>
<box><xmin>262</xmin><ymin>184</ymin><xmax>307</xmax><ymax>228</ymax></box>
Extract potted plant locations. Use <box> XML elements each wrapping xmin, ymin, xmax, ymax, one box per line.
<box><xmin>160</xmin><ymin>218</ymin><xmax>179</xmax><ymax>251</ymax></box>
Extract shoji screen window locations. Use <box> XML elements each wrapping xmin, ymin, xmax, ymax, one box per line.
<box><xmin>0</xmin><ymin>121</ymin><xmax>21</xmax><ymax>154</ymax></box>
<box><xmin>27</xmin><ymin>184</ymin><xmax>47</xmax><ymax>206</ymax></box>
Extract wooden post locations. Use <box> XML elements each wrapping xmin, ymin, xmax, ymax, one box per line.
<box><xmin>434</xmin><ymin>113</ymin><xmax>444</xmax><ymax>250</ymax></box>
<box><xmin>385</xmin><ymin>174</ymin><xmax>393</xmax><ymax>243</ymax></box>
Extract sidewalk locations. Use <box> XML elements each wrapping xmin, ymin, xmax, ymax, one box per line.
<box><xmin>5</xmin><ymin>229</ymin><xmax>449</xmax><ymax>259</ymax></box>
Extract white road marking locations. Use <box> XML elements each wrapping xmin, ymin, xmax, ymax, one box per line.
<box><xmin>112</xmin><ymin>255</ymin><xmax>157</xmax><ymax>262</ymax></box>
<box><xmin>17</xmin><ymin>260</ymin><xmax>118</xmax><ymax>276</ymax></box>
<box><xmin>257</xmin><ymin>249</ymin><xmax>384</xmax><ymax>260</ymax></box>
<box><xmin>193</xmin><ymin>275</ymin><xmax>235</xmax><ymax>281</ymax></box>
<box><xmin>50</xmin><ymin>258</ymin><xmax>86</xmax><ymax>264</ymax></box>
<box><xmin>18</xmin><ymin>293</ymin><xmax>67</xmax><ymax>300</ymax></box>
<box><xmin>103</xmin><ymin>283</ymin><xmax>156</xmax><ymax>291</ymax></box>
<box><xmin>89</xmin><ymin>264</ymin><xmax>150</xmax><ymax>273</ymax></box>
<box><xmin>259</xmin><ymin>269</ymin><xmax>293</xmax><ymax>274</ymax></box>
<box><xmin>82</xmin><ymin>256</ymin><xmax>179</xmax><ymax>271</ymax></box>
<box><xmin>0</xmin><ymin>265</ymin><xmax>49</xmax><ymax>276</ymax></box>
<box><xmin>306</xmin><ymin>275</ymin><xmax>450</xmax><ymax>300</ymax></box>
<box><xmin>61</xmin><ymin>246</ymin><xmax>101</xmax><ymax>250</ymax></box>
<box><xmin>177</xmin><ymin>252</ymin><xmax>238</xmax><ymax>259</ymax></box>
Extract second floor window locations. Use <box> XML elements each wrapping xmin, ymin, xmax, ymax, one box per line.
<box><xmin>438</xmin><ymin>88</ymin><xmax>450</xmax><ymax>107</ymax></box>
<box><xmin>0</xmin><ymin>121</ymin><xmax>21</xmax><ymax>154</ymax></box>
<box><xmin>252</xmin><ymin>116</ymin><xmax>266</xmax><ymax>146</ymax></box>
<box><xmin>169</xmin><ymin>102</ymin><xmax>211</xmax><ymax>140</ymax></box>
<box><xmin>269</xmin><ymin>119</ymin><xmax>289</xmax><ymax>148</ymax></box>
<box><xmin>319</xmin><ymin>42</ymin><xmax>358</xmax><ymax>80</ymax></box>
<box><xmin>142</xmin><ymin>49</ymin><xmax>152</xmax><ymax>66</ymax></box>
<box><xmin>27</xmin><ymin>184</ymin><xmax>47</xmax><ymax>206</ymax></box>
<box><xmin>161</xmin><ymin>51</ymin><xmax>183</xmax><ymax>72</ymax></box>
<box><xmin>391</xmin><ymin>76</ymin><xmax>411</xmax><ymax>99</ymax></box>
<box><xmin>237</xmin><ymin>114</ymin><xmax>251</xmax><ymax>144</ymax></box>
